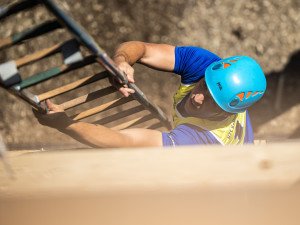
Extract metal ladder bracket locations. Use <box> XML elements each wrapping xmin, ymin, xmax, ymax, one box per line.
<box><xmin>0</xmin><ymin>60</ymin><xmax>22</xmax><ymax>87</ymax></box>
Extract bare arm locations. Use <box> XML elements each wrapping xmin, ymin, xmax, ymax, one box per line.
<box><xmin>33</xmin><ymin>100</ymin><xmax>163</xmax><ymax>148</ymax></box>
<box><xmin>65</xmin><ymin>122</ymin><xmax>163</xmax><ymax>148</ymax></box>
<box><xmin>112</xmin><ymin>42</ymin><xmax>175</xmax><ymax>96</ymax></box>
<box><xmin>113</xmin><ymin>41</ymin><xmax>175</xmax><ymax>71</ymax></box>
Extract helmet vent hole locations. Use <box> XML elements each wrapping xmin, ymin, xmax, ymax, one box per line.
<box><xmin>230</xmin><ymin>99</ymin><xmax>239</xmax><ymax>106</ymax></box>
<box><xmin>212</xmin><ymin>64</ymin><xmax>222</xmax><ymax>70</ymax></box>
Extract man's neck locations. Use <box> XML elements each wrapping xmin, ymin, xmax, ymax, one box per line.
<box><xmin>178</xmin><ymin>93</ymin><xmax>229</xmax><ymax>121</ymax></box>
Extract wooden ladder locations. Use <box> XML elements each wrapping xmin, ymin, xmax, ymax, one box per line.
<box><xmin>0</xmin><ymin>0</ymin><xmax>172</xmax><ymax>132</ymax></box>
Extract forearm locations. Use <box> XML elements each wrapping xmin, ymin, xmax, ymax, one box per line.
<box><xmin>33</xmin><ymin>99</ymin><xmax>163</xmax><ymax>148</ymax></box>
<box><xmin>113</xmin><ymin>41</ymin><xmax>146</xmax><ymax>65</ymax></box>
<box><xmin>62</xmin><ymin>121</ymin><xmax>163</xmax><ymax>148</ymax></box>
<box><xmin>63</xmin><ymin>121</ymin><xmax>131</xmax><ymax>148</ymax></box>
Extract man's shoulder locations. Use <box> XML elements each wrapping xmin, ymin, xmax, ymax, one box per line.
<box><xmin>174</xmin><ymin>46</ymin><xmax>222</xmax><ymax>84</ymax></box>
<box><xmin>175</xmin><ymin>46</ymin><xmax>221</xmax><ymax>60</ymax></box>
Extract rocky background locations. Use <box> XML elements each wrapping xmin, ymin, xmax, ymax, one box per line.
<box><xmin>0</xmin><ymin>0</ymin><xmax>299</xmax><ymax>149</ymax></box>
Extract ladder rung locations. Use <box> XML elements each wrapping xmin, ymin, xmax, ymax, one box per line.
<box><xmin>94</xmin><ymin>105</ymin><xmax>145</xmax><ymax>125</ymax></box>
<box><xmin>13</xmin><ymin>55</ymin><xmax>96</xmax><ymax>90</ymax></box>
<box><xmin>13</xmin><ymin>65</ymin><xmax>65</xmax><ymax>90</ymax></box>
<box><xmin>14</xmin><ymin>38</ymin><xmax>81</xmax><ymax>68</ymax></box>
<box><xmin>37</xmin><ymin>71</ymin><xmax>109</xmax><ymax>101</ymax></box>
<box><xmin>60</xmin><ymin>86</ymin><xmax>118</xmax><ymax>110</ymax></box>
<box><xmin>0</xmin><ymin>0</ymin><xmax>39</xmax><ymax>20</ymax></box>
<box><xmin>15</xmin><ymin>43</ymin><xmax>61</xmax><ymax>67</ymax></box>
<box><xmin>0</xmin><ymin>20</ymin><xmax>62</xmax><ymax>49</ymax></box>
<box><xmin>71</xmin><ymin>96</ymin><xmax>134</xmax><ymax>120</ymax></box>
<box><xmin>0</xmin><ymin>37</ymin><xmax>11</xmax><ymax>49</ymax></box>
<box><xmin>111</xmin><ymin>114</ymin><xmax>155</xmax><ymax>130</ymax></box>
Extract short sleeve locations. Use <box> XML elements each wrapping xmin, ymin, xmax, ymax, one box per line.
<box><xmin>162</xmin><ymin>111</ymin><xmax>254</xmax><ymax>147</ymax></box>
<box><xmin>162</xmin><ymin>124</ymin><xmax>221</xmax><ymax>146</ymax></box>
<box><xmin>173</xmin><ymin>46</ymin><xmax>221</xmax><ymax>84</ymax></box>
<box><xmin>244</xmin><ymin>110</ymin><xmax>254</xmax><ymax>143</ymax></box>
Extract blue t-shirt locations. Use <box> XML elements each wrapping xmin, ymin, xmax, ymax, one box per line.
<box><xmin>173</xmin><ymin>46</ymin><xmax>221</xmax><ymax>84</ymax></box>
<box><xmin>162</xmin><ymin>46</ymin><xmax>254</xmax><ymax>146</ymax></box>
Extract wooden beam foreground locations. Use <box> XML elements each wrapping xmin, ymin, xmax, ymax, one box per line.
<box><xmin>0</xmin><ymin>142</ymin><xmax>300</xmax><ymax>225</ymax></box>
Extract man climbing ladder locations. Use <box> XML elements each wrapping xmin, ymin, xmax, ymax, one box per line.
<box><xmin>33</xmin><ymin>41</ymin><xmax>267</xmax><ymax>147</ymax></box>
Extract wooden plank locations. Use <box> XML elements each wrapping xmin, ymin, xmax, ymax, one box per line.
<box><xmin>37</xmin><ymin>71</ymin><xmax>109</xmax><ymax>101</ymax></box>
<box><xmin>1</xmin><ymin>143</ymin><xmax>300</xmax><ymax>225</ymax></box>
<box><xmin>71</xmin><ymin>96</ymin><xmax>134</xmax><ymax>120</ymax></box>
<box><xmin>14</xmin><ymin>43</ymin><xmax>61</xmax><ymax>67</ymax></box>
<box><xmin>1</xmin><ymin>142</ymin><xmax>300</xmax><ymax>192</ymax></box>
<box><xmin>1</xmin><ymin>188</ymin><xmax>300</xmax><ymax>225</ymax></box>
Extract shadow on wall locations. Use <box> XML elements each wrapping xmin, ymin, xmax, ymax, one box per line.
<box><xmin>249</xmin><ymin>49</ymin><xmax>300</xmax><ymax>139</ymax></box>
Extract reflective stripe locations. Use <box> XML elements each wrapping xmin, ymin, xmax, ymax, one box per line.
<box><xmin>168</xmin><ymin>134</ymin><xmax>176</xmax><ymax>147</ymax></box>
<box><xmin>180</xmin><ymin>82</ymin><xmax>196</xmax><ymax>86</ymax></box>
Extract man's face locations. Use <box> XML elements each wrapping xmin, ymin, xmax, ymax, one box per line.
<box><xmin>184</xmin><ymin>78</ymin><xmax>228</xmax><ymax>119</ymax></box>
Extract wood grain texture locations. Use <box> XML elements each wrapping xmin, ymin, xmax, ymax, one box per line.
<box><xmin>1</xmin><ymin>142</ymin><xmax>300</xmax><ymax>225</ymax></box>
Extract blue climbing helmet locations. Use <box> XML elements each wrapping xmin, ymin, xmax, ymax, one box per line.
<box><xmin>205</xmin><ymin>56</ymin><xmax>267</xmax><ymax>113</ymax></box>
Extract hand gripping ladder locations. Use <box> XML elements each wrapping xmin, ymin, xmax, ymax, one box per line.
<box><xmin>0</xmin><ymin>0</ymin><xmax>172</xmax><ymax>132</ymax></box>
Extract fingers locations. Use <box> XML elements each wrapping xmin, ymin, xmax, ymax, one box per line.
<box><xmin>45</xmin><ymin>99</ymin><xmax>52</xmax><ymax>108</ymax></box>
<box><xmin>119</xmin><ymin>86</ymin><xmax>135</xmax><ymax>97</ymax></box>
<box><xmin>112</xmin><ymin>79</ymin><xmax>135</xmax><ymax>97</ymax></box>
<box><xmin>117</xmin><ymin>62</ymin><xmax>135</xmax><ymax>96</ymax></box>
<box><xmin>118</xmin><ymin>61</ymin><xmax>134</xmax><ymax>74</ymax></box>
<box><xmin>37</xmin><ymin>99</ymin><xmax>64</xmax><ymax>114</ymax></box>
<box><xmin>109</xmin><ymin>75</ymin><xmax>135</xmax><ymax>97</ymax></box>
<box><xmin>127</xmin><ymin>74</ymin><xmax>134</xmax><ymax>84</ymax></box>
<box><xmin>45</xmin><ymin>99</ymin><xmax>55</xmax><ymax>113</ymax></box>
<box><xmin>124</xmin><ymin>67</ymin><xmax>134</xmax><ymax>83</ymax></box>
<box><xmin>117</xmin><ymin>61</ymin><xmax>135</xmax><ymax>83</ymax></box>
